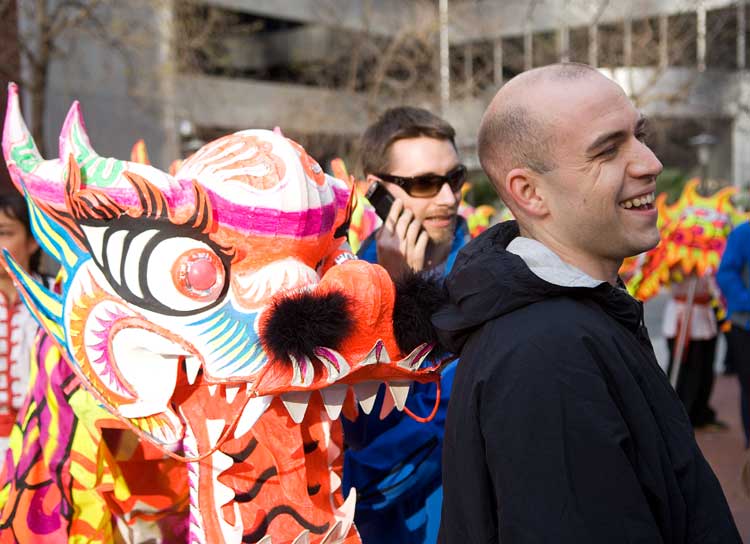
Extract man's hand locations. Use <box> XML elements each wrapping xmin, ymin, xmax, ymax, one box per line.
<box><xmin>375</xmin><ymin>199</ymin><xmax>430</xmax><ymax>279</ymax></box>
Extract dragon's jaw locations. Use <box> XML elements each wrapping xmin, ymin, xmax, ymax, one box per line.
<box><xmin>78</xmin><ymin>309</ymin><xmax>430</xmax><ymax>543</ymax></box>
<box><xmin>170</xmin><ymin>375</ymin><xmax>360</xmax><ymax>544</ymax></box>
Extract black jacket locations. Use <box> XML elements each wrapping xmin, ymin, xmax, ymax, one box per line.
<box><xmin>433</xmin><ymin>221</ymin><xmax>740</xmax><ymax>544</ymax></box>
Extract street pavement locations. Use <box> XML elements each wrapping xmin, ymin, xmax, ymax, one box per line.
<box><xmin>645</xmin><ymin>295</ymin><xmax>750</xmax><ymax>540</ymax></box>
<box><xmin>696</xmin><ymin>375</ymin><xmax>750</xmax><ymax>540</ymax></box>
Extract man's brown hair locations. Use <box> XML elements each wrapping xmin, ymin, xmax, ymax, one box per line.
<box><xmin>359</xmin><ymin>106</ymin><xmax>456</xmax><ymax>177</ymax></box>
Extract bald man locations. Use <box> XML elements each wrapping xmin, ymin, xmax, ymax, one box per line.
<box><xmin>433</xmin><ymin>63</ymin><xmax>740</xmax><ymax>543</ymax></box>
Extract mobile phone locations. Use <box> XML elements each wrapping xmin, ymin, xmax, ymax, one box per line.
<box><xmin>366</xmin><ymin>182</ymin><xmax>396</xmax><ymax>222</ymax></box>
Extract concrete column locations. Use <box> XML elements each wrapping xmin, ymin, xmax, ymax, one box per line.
<box><xmin>439</xmin><ymin>0</ymin><xmax>450</xmax><ymax>115</ymax></box>
<box><xmin>464</xmin><ymin>42</ymin><xmax>473</xmax><ymax>95</ymax></box>
<box><xmin>697</xmin><ymin>2</ymin><xmax>706</xmax><ymax>71</ymax></box>
<box><xmin>559</xmin><ymin>0</ymin><xmax>570</xmax><ymax>63</ymax></box>
<box><xmin>733</xmin><ymin>75</ymin><xmax>750</xmax><ymax>187</ymax></box>
<box><xmin>732</xmin><ymin>114</ymin><xmax>750</xmax><ymax>188</ymax></box>
<box><xmin>624</xmin><ymin>17</ymin><xmax>632</xmax><ymax>67</ymax></box>
<box><xmin>157</xmin><ymin>0</ymin><xmax>180</xmax><ymax>167</ymax></box>
<box><xmin>559</xmin><ymin>25</ymin><xmax>570</xmax><ymax>62</ymax></box>
<box><xmin>524</xmin><ymin>27</ymin><xmax>533</xmax><ymax>70</ymax></box>
<box><xmin>494</xmin><ymin>39</ymin><xmax>503</xmax><ymax>86</ymax></box>
<box><xmin>589</xmin><ymin>24</ymin><xmax>598</xmax><ymax>67</ymax></box>
<box><xmin>659</xmin><ymin>14</ymin><xmax>669</xmax><ymax>68</ymax></box>
<box><xmin>739</xmin><ymin>0</ymin><xmax>746</xmax><ymax>70</ymax></box>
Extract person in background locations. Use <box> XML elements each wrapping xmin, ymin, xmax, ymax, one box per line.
<box><xmin>663</xmin><ymin>274</ymin><xmax>726</xmax><ymax>431</ymax></box>
<box><xmin>0</xmin><ymin>192</ymin><xmax>46</xmax><ymax>456</ymax></box>
<box><xmin>343</xmin><ymin>106</ymin><xmax>469</xmax><ymax>543</ymax></box>
<box><xmin>435</xmin><ymin>63</ymin><xmax>739</xmax><ymax>543</ymax></box>
<box><xmin>717</xmin><ymin>221</ymin><xmax>750</xmax><ymax>448</ymax></box>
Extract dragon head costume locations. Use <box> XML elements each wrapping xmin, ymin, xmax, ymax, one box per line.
<box><xmin>0</xmin><ymin>83</ymin><xmax>443</xmax><ymax>543</ymax></box>
<box><xmin>623</xmin><ymin>179</ymin><xmax>748</xmax><ymax>301</ymax></box>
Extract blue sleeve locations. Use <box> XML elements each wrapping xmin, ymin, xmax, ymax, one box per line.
<box><xmin>343</xmin><ymin>361</ymin><xmax>456</xmax><ymax>508</ymax></box>
<box><xmin>356</xmin><ymin>232</ymin><xmax>379</xmax><ymax>264</ymax></box>
<box><xmin>718</xmin><ymin>225</ymin><xmax>750</xmax><ymax>313</ymax></box>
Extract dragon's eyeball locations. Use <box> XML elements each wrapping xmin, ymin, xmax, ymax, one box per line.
<box><xmin>173</xmin><ymin>248</ymin><xmax>225</xmax><ymax>301</ymax></box>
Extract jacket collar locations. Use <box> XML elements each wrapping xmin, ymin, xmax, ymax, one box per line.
<box><xmin>506</xmin><ymin>237</ymin><xmax>604</xmax><ymax>289</ymax></box>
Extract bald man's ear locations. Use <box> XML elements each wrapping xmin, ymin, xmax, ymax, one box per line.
<box><xmin>504</xmin><ymin>167</ymin><xmax>548</xmax><ymax>218</ymax></box>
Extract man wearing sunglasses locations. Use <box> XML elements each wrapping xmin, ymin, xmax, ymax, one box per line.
<box><xmin>356</xmin><ymin>107</ymin><xmax>469</xmax><ymax>280</ymax></box>
<box><xmin>343</xmin><ymin>107</ymin><xmax>470</xmax><ymax>544</ymax></box>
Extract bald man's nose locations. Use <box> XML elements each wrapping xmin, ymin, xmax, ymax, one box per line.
<box><xmin>628</xmin><ymin>140</ymin><xmax>663</xmax><ymax>180</ymax></box>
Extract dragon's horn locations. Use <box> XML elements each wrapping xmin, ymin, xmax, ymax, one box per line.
<box><xmin>713</xmin><ymin>185</ymin><xmax>737</xmax><ymax>208</ymax></box>
<box><xmin>2</xmin><ymin>83</ymin><xmax>43</xmax><ymax>181</ymax></box>
<box><xmin>59</xmin><ymin>100</ymin><xmax>96</xmax><ymax>166</ymax></box>
<box><xmin>130</xmin><ymin>139</ymin><xmax>150</xmax><ymax>165</ymax></box>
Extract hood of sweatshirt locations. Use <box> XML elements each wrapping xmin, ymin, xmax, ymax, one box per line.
<box><xmin>432</xmin><ymin>220</ymin><xmax>644</xmax><ymax>353</ymax></box>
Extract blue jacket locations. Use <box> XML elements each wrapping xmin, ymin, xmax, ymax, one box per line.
<box><xmin>717</xmin><ymin>222</ymin><xmax>750</xmax><ymax>329</ymax></box>
<box><xmin>343</xmin><ymin>218</ymin><xmax>468</xmax><ymax>544</ymax></box>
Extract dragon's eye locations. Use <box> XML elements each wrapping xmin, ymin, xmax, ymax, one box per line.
<box><xmin>81</xmin><ymin>221</ymin><xmax>230</xmax><ymax>316</ymax></box>
<box><xmin>173</xmin><ymin>248</ymin><xmax>225</xmax><ymax>300</ymax></box>
<box><xmin>142</xmin><ymin>237</ymin><xmax>227</xmax><ymax>313</ymax></box>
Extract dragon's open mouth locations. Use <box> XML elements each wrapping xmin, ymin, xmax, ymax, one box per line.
<box><xmin>100</xmin><ymin>329</ymin><xmax>440</xmax><ymax>543</ymax></box>
<box><xmin>107</xmin><ymin>324</ymin><xmax>433</xmax><ymax>429</ymax></box>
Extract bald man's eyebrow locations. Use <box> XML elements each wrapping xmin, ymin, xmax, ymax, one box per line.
<box><xmin>586</xmin><ymin>116</ymin><xmax>647</xmax><ymax>156</ymax></box>
<box><xmin>586</xmin><ymin>130</ymin><xmax>626</xmax><ymax>156</ymax></box>
<box><xmin>634</xmin><ymin>116</ymin><xmax>648</xmax><ymax>138</ymax></box>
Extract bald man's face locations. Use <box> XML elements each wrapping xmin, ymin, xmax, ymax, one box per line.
<box><xmin>535</xmin><ymin>75</ymin><xmax>662</xmax><ymax>267</ymax></box>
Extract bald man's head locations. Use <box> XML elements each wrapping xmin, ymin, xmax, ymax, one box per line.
<box><xmin>476</xmin><ymin>62</ymin><xmax>662</xmax><ymax>280</ymax></box>
<box><xmin>478</xmin><ymin>63</ymin><xmax>601</xmax><ymax>201</ymax></box>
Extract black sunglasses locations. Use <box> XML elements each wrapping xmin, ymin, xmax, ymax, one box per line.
<box><xmin>374</xmin><ymin>164</ymin><xmax>467</xmax><ymax>198</ymax></box>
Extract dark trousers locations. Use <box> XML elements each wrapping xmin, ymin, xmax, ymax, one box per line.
<box><xmin>666</xmin><ymin>336</ymin><xmax>717</xmax><ymax>427</ymax></box>
<box><xmin>725</xmin><ymin>327</ymin><xmax>750</xmax><ymax>447</ymax></box>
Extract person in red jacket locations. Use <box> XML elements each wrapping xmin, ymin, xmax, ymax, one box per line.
<box><xmin>0</xmin><ymin>192</ymin><xmax>46</xmax><ymax>456</ymax></box>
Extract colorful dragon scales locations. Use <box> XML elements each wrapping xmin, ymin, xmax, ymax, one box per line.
<box><xmin>623</xmin><ymin>179</ymin><xmax>748</xmax><ymax>302</ymax></box>
<box><xmin>0</xmin><ymin>83</ymin><xmax>441</xmax><ymax>543</ymax></box>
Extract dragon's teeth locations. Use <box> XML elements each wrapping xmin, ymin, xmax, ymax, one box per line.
<box><xmin>216</xmin><ymin>492</ymin><xmax>242</xmax><ymax>542</ymax></box>
<box><xmin>213</xmin><ymin>475</ymin><xmax>235</xmax><ymax>507</ymax></box>
<box><xmin>206</xmin><ymin>418</ymin><xmax>225</xmax><ymax>449</ymax></box>
<box><xmin>149</xmin><ymin>419</ymin><xmax>165</xmax><ymax>442</ymax></box>
<box><xmin>291</xmin><ymin>530</ymin><xmax>310</xmax><ymax>544</ymax></box>
<box><xmin>184</xmin><ymin>357</ymin><xmax>201</xmax><ymax>385</ymax></box>
<box><xmin>208</xmin><ymin>384</ymin><xmax>218</xmax><ymax>396</ymax></box>
<box><xmin>315</xmin><ymin>347</ymin><xmax>350</xmax><ymax>382</ymax></box>
<box><xmin>258</xmin><ymin>537</ymin><xmax>272</xmax><ymax>544</ymax></box>
<box><xmin>320</xmin><ymin>384</ymin><xmax>348</xmax><ymax>420</ymax></box>
<box><xmin>330</xmin><ymin>471</ymin><xmax>342</xmax><ymax>493</ymax></box>
<box><xmin>281</xmin><ymin>391</ymin><xmax>311</xmax><ymax>424</ymax></box>
<box><xmin>334</xmin><ymin>488</ymin><xmax>357</xmax><ymax>538</ymax></box>
<box><xmin>360</xmin><ymin>342</ymin><xmax>383</xmax><ymax>366</ymax></box>
<box><xmin>398</xmin><ymin>343</ymin><xmax>431</xmax><ymax>370</ymax></box>
<box><xmin>320</xmin><ymin>521</ymin><xmax>345</xmax><ymax>544</ymax></box>
<box><xmin>233</xmin><ymin>396</ymin><xmax>272</xmax><ymax>439</ymax></box>
<box><xmin>212</xmin><ymin>449</ymin><xmax>234</xmax><ymax>473</ymax></box>
<box><xmin>379</xmin><ymin>387</ymin><xmax>396</xmax><ymax>420</ymax></box>
<box><xmin>225</xmin><ymin>385</ymin><xmax>240</xmax><ymax>403</ymax></box>
<box><xmin>377</xmin><ymin>344</ymin><xmax>391</xmax><ymax>364</ymax></box>
<box><xmin>353</xmin><ymin>382</ymin><xmax>380</xmax><ymax>414</ymax></box>
<box><xmin>290</xmin><ymin>354</ymin><xmax>314</xmax><ymax>387</ymax></box>
<box><xmin>388</xmin><ymin>382</ymin><xmax>411</xmax><ymax>411</ymax></box>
